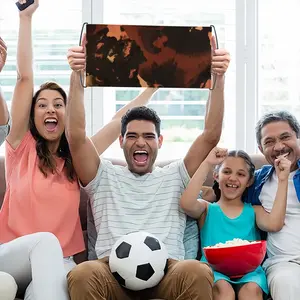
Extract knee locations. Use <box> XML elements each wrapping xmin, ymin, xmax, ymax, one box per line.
<box><xmin>67</xmin><ymin>261</ymin><xmax>102</xmax><ymax>289</ymax></box>
<box><xmin>239</xmin><ymin>282</ymin><xmax>262</xmax><ymax>298</ymax></box>
<box><xmin>173</xmin><ymin>260</ymin><xmax>213</xmax><ymax>283</ymax></box>
<box><xmin>35</xmin><ymin>232</ymin><xmax>60</xmax><ymax>244</ymax></box>
<box><xmin>68</xmin><ymin>261</ymin><xmax>92</xmax><ymax>283</ymax></box>
<box><xmin>214</xmin><ymin>280</ymin><xmax>235</xmax><ymax>298</ymax></box>
<box><xmin>0</xmin><ymin>272</ymin><xmax>17</xmax><ymax>300</ymax></box>
<box><xmin>268</xmin><ymin>268</ymin><xmax>293</xmax><ymax>287</ymax></box>
<box><xmin>33</xmin><ymin>232</ymin><xmax>61</xmax><ymax>250</ymax></box>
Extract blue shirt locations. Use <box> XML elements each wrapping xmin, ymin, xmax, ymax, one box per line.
<box><xmin>243</xmin><ymin>160</ymin><xmax>300</xmax><ymax>205</ymax></box>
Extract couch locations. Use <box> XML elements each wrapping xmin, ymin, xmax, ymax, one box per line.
<box><xmin>0</xmin><ymin>154</ymin><xmax>270</xmax><ymax>299</ymax></box>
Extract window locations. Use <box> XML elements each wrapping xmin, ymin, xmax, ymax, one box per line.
<box><xmin>1</xmin><ymin>0</ymin><xmax>297</xmax><ymax>160</ymax></box>
<box><xmin>99</xmin><ymin>0</ymin><xmax>237</xmax><ymax>160</ymax></box>
<box><xmin>258</xmin><ymin>0</ymin><xmax>300</xmax><ymax>120</ymax></box>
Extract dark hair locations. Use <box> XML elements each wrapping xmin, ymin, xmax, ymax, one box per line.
<box><xmin>256</xmin><ymin>111</ymin><xmax>300</xmax><ymax>146</ymax></box>
<box><xmin>121</xmin><ymin>106</ymin><xmax>161</xmax><ymax>137</ymax></box>
<box><xmin>29</xmin><ymin>82</ymin><xmax>75</xmax><ymax>182</ymax></box>
<box><xmin>212</xmin><ymin>150</ymin><xmax>255</xmax><ymax>201</ymax></box>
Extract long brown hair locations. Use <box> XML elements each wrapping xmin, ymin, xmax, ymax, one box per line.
<box><xmin>29</xmin><ymin>82</ymin><xmax>75</xmax><ymax>182</ymax></box>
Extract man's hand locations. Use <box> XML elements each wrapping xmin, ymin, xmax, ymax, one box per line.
<box><xmin>210</xmin><ymin>36</ymin><xmax>230</xmax><ymax>76</ymax></box>
<box><xmin>67</xmin><ymin>45</ymin><xmax>86</xmax><ymax>72</ymax></box>
<box><xmin>0</xmin><ymin>37</ymin><xmax>7</xmax><ymax>73</ymax></box>
<box><xmin>17</xmin><ymin>0</ymin><xmax>39</xmax><ymax>17</ymax></box>
<box><xmin>275</xmin><ymin>154</ymin><xmax>292</xmax><ymax>181</ymax></box>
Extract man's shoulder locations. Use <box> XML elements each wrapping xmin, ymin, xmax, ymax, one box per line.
<box><xmin>101</xmin><ymin>158</ymin><xmax>126</xmax><ymax>171</ymax></box>
<box><xmin>155</xmin><ymin>159</ymin><xmax>184</xmax><ymax>170</ymax></box>
<box><xmin>254</xmin><ymin>164</ymin><xmax>273</xmax><ymax>179</ymax></box>
<box><xmin>91</xmin><ymin>158</ymin><xmax>128</xmax><ymax>183</ymax></box>
<box><xmin>153</xmin><ymin>159</ymin><xmax>186</xmax><ymax>176</ymax></box>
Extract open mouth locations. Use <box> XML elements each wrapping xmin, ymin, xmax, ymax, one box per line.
<box><xmin>133</xmin><ymin>150</ymin><xmax>149</xmax><ymax>166</ymax></box>
<box><xmin>44</xmin><ymin>118</ymin><xmax>58</xmax><ymax>132</ymax></box>
<box><xmin>225</xmin><ymin>183</ymin><xmax>239</xmax><ymax>189</ymax></box>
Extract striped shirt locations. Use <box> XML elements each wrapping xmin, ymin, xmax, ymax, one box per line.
<box><xmin>82</xmin><ymin>158</ymin><xmax>190</xmax><ymax>260</ymax></box>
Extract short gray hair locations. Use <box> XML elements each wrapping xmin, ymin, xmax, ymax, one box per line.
<box><xmin>256</xmin><ymin>111</ymin><xmax>300</xmax><ymax>146</ymax></box>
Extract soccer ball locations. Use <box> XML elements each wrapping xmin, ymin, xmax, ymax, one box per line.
<box><xmin>109</xmin><ymin>231</ymin><xmax>169</xmax><ymax>291</ymax></box>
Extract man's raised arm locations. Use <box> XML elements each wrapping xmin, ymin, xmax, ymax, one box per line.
<box><xmin>184</xmin><ymin>37</ymin><xmax>230</xmax><ymax>177</ymax></box>
<box><xmin>66</xmin><ymin>45</ymin><xmax>158</xmax><ymax>186</ymax></box>
<box><xmin>66</xmin><ymin>45</ymin><xmax>100</xmax><ymax>187</ymax></box>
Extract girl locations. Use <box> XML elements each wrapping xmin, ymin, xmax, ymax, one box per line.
<box><xmin>0</xmin><ymin>1</ymin><xmax>157</xmax><ymax>298</ymax></box>
<box><xmin>180</xmin><ymin>147</ymin><xmax>290</xmax><ymax>300</ymax></box>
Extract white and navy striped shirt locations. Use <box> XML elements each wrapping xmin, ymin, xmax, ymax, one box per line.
<box><xmin>83</xmin><ymin>159</ymin><xmax>190</xmax><ymax>260</ymax></box>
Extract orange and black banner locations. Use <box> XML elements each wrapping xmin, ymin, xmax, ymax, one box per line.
<box><xmin>82</xmin><ymin>24</ymin><xmax>216</xmax><ymax>89</ymax></box>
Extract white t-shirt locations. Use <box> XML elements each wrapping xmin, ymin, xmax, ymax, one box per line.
<box><xmin>82</xmin><ymin>159</ymin><xmax>190</xmax><ymax>260</ymax></box>
<box><xmin>259</xmin><ymin>170</ymin><xmax>300</xmax><ymax>269</ymax></box>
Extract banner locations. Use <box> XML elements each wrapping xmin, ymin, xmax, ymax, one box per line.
<box><xmin>85</xmin><ymin>24</ymin><xmax>214</xmax><ymax>89</ymax></box>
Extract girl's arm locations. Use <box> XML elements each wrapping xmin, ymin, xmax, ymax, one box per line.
<box><xmin>180</xmin><ymin>161</ymin><xmax>210</xmax><ymax>219</ymax></box>
<box><xmin>180</xmin><ymin>147</ymin><xmax>227</xmax><ymax>218</ymax></box>
<box><xmin>254</xmin><ymin>155</ymin><xmax>291</xmax><ymax>232</ymax></box>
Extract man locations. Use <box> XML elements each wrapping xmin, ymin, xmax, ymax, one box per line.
<box><xmin>0</xmin><ymin>37</ymin><xmax>17</xmax><ymax>300</ymax></box>
<box><xmin>65</xmin><ymin>37</ymin><xmax>230</xmax><ymax>300</ymax></box>
<box><xmin>243</xmin><ymin>111</ymin><xmax>300</xmax><ymax>300</ymax></box>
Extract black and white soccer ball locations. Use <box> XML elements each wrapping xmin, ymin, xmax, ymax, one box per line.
<box><xmin>109</xmin><ymin>231</ymin><xmax>169</xmax><ymax>291</ymax></box>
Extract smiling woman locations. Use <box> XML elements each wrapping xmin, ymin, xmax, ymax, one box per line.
<box><xmin>0</xmin><ymin>2</ymin><xmax>85</xmax><ymax>298</ymax></box>
<box><xmin>29</xmin><ymin>82</ymin><xmax>75</xmax><ymax>180</ymax></box>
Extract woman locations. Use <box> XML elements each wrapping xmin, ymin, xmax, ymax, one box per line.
<box><xmin>0</xmin><ymin>232</ymin><xmax>72</xmax><ymax>300</ymax></box>
<box><xmin>0</xmin><ymin>0</ymin><xmax>84</xmax><ymax>272</ymax></box>
<box><xmin>0</xmin><ymin>1</ymin><xmax>158</xmax><ymax>298</ymax></box>
<box><xmin>0</xmin><ymin>27</ymin><xmax>71</xmax><ymax>300</ymax></box>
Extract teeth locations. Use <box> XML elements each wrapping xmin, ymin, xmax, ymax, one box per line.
<box><xmin>227</xmin><ymin>184</ymin><xmax>238</xmax><ymax>188</ymax></box>
<box><xmin>45</xmin><ymin>119</ymin><xmax>57</xmax><ymax>123</ymax></box>
<box><xmin>134</xmin><ymin>150</ymin><xmax>148</xmax><ymax>154</ymax></box>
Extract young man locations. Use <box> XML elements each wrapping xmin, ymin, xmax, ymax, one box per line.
<box><xmin>65</xmin><ymin>37</ymin><xmax>230</xmax><ymax>300</ymax></box>
<box><xmin>244</xmin><ymin>111</ymin><xmax>300</xmax><ymax>300</ymax></box>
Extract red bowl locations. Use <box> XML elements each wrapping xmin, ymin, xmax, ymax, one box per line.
<box><xmin>203</xmin><ymin>240</ymin><xmax>267</xmax><ymax>278</ymax></box>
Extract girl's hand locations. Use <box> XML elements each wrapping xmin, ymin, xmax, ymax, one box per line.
<box><xmin>205</xmin><ymin>147</ymin><xmax>228</xmax><ymax>166</ymax></box>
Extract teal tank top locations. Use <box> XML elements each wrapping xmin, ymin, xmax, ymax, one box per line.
<box><xmin>200</xmin><ymin>202</ymin><xmax>261</xmax><ymax>257</ymax></box>
<box><xmin>199</xmin><ymin>202</ymin><xmax>268</xmax><ymax>294</ymax></box>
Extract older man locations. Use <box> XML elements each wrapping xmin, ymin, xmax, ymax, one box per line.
<box><xmin>244</xmin><ymin>111</ymin><xmax>300</xmax><ymax>300</ymax></box>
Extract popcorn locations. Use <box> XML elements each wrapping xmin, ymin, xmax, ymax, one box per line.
<box><xmin>205</xmin><ymin>238</ymin><xmax>255</xmax><ymax>248</ymax></box>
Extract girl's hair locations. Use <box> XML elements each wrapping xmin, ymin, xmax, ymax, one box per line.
<box><xmin>29</xmin><ymin>82</ymin><xmax>75</xmax><ymax>182</ymax></box>
<box><xmin>212</xmin><ymin>150</ymin><xmax>255</xmax><ymax>201</ymax></box>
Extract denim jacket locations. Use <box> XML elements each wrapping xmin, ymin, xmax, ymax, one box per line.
<box><xmin>243</xmin><ymin>160</ymin><xmax>300</xmax><ymax>204</ymax></box>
